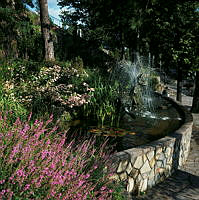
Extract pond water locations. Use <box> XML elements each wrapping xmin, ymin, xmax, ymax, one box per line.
<box><xmin>83</xmin><ymin>60</ymin><xmax>183</xmax><ymax>151</ymax></box>
<box><xmin>87</xmin><ymin>96</ymin><xmax>182</xmax><ymax>151</ymax></box>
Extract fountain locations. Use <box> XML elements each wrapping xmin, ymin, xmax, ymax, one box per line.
<box><xmin>88</xmin><ymin>58</ymin><xmax>183</xmax><ymax>151</ymax></box>
<box><xmin>110</xmin><ymin>58</ymin><xmax>156</xmax><ymax>115</ymax></box>
<box><xmin>106</xmin><ymin>58</ymin><xmax>193</xmax><ymax>195</ymax></box>
<box><xmin>68</xmin><ymin>57</ymin><xmax>193</xmax><ymax>195</ymax></box>
<box><xmin>105</xmin><ymin>59</ymin><xmax>183</xmax><ymax>151</ymax></box>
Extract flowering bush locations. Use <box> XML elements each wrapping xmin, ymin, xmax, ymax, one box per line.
<box><xmin>0</xmin><ymin>112</ymin><xmax>115</xmax><ymax>199</ymax></box>
<box><xmin>0</xmin><ymin>59</ymin><xmax>94</xmax><ymax>120</ymax></box>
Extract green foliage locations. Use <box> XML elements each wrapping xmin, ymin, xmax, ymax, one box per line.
<box><xmin>139</xmin><ymin>0</ymin><xmax>199</xmax><ymax>73</ymax></box>
<box><xmin>17</xmin><ymin>21</ymin><xmax>43</xmax><ymax>60</ymax></box>
<box><xmin>0</xmin><ymin>59</ymin><xmax>91</xmax><ymax>121</ymax></box>
<box><xmin>0</xmin><ymin>95</ymin><xmax>27</xmax><ymax>122</ymax></box>
<box><xmin>81</xmin><ymin>77</ymin><xmax>121</xmax><ymax>127</ymax></box>
<box><xmin>111</xmin><ymin>182</ymin><xmax>127</xmax><ymax>200</ymax></box>
<box><xmin>59</xmin><ymin>0</ymin><xmax>199</xmax><ymax>75</ymax></box>
<box><xmin>58</xmin><ymin>0</ymin><xmax>135</xmax><ymax>59</ymax></box>
<box><xmin>0</xmin><ymin>5</ymin><xmax>43</xmax><ymax>60</ymax></box>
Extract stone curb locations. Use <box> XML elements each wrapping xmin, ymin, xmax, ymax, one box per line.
<box><xmin>111</xmin><ymin>95</ymin><xmax>193</xmax><ymax>195</ymax></box>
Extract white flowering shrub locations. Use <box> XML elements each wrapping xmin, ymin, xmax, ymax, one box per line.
<box><xmin>0</xmin><ymin>59</ymin><xmax>93</xmax><ymax>120</ymax></box>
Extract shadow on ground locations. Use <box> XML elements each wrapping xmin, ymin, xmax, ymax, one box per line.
<box><xmin>132</xmin><ymin>170</ymin><xmax>199</xmax><ymax>200</ymax></box>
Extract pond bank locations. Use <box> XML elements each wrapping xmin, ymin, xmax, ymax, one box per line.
<box><xmin>131</xmin><ymin>92</ymin><xmax>199</xmax><ymax>200</ymax></box>
<box><xmin>112</xmin><ymin>95</ymin><xmax>193</xmax><ymax>197</ymax></box>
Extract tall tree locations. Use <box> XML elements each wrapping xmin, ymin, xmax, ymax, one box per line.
<box><xmin>38</xmin><ymin>0</ymin><xmax>55</xmax><ymax>61</ymax></box>
<box><xmin>0</xmin><ymin>0</ymin><xmax>39</xmax><ymax>59</ymax></box>
<box><xmin>58</xmin><ymin>0</ymin><xmax>139</xmax><ymax>60</ymax></box>
<box><xmin>59</xmin><ymin>0</ymin><xmax>198</xmax><ymax>79</ymax></box>
<box><xmin>137</xmin><ymin>0</ymin><xmax>198</xmax><ymax>102</ymax></box>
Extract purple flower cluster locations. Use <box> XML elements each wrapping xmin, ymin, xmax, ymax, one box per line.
<box><xmin>0</xmin><ymin>112</ymin><xmax>113</xmax><ymax>199</ymax></box>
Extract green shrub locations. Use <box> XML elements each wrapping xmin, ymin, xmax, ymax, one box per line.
<box><xmin>0</xmin><ymin>59</ymin><xmax>91</xmax><ymax>121</ymax></box>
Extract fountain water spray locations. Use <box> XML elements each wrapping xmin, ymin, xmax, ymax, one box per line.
<box><xmin>110</xmin><ymin>57</ymin><xmax>157</xmax><ymax>117</ymax></box>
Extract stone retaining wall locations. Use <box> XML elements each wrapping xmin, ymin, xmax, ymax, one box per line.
<box><xmin>112</xmin><ymin>96</ymin><xmax>193</xmax><ymax>195</ymax></box>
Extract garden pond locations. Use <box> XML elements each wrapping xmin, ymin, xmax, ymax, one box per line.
<box><xmin>69</xmin><ymin>95</ymin><xmax>182</xmax><ymax>152</ymax></box>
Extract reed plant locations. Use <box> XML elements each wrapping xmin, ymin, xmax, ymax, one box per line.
<box><xmin>82</xmin><ymin>78</ymin><xmax>121</xmax><ymax>127</ymax></box>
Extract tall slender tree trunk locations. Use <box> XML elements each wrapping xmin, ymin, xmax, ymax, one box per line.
<box><xmin>191</xmin><ymin>71</ymin><xmax>199</xmax><ymax>113</ymax></box>
<box><xmin>176</xmin><ymin>65</ymin><xmax>182</xmax><ymax>102</ymax></box>
<box><xmin>39</xmin><ymin>0</ymin><xmax>55</xmax><ymax>61</ymax></box>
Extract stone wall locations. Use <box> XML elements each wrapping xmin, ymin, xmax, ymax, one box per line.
<box><xmin>111</xmin><ymin>96</ymin><xmax>193</xmax><ymax>195</ymax></box>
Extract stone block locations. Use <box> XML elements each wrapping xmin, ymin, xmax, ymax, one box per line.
<box><xmin>154</xmin><ymin>173</ymin><xmax>160</xmax><ymax>183</ymax></box>
<box><xmin>165</xmin><ymin>147</ymin><xmax>172</xmax><ymax>157</ymax></box>
<box><xmin>140</xmin><ymin>179</ymin><xmax>148</xmax><ymax>192</ymax></box>
<box><xmin>157</xmin><ymin>167</ymin><xmax>165</xmax><ymax>174</ymax></box>
<box><xmin>117</xmin><ymin>160</ymin><xmax>129</xmax><ymax>173</ymax></box>
<box><xmin>143</xmin><ymin>154</ymin><xmax>147</xmax><ymax>162</ymax></box>
<box><xmin>147</xmin><ymin>151</ymin><xmax>155</xmax><ymax>161</ymax></box>
<box><xmin>156</xmin><ymin>160</ymin><xmax>164</xmax><ymax>168</ymax></box>
<box><xmin>137</xmin><ymin>174</ymin><xmax>143</xmax><ymax>182</ymax></box>
<box><xmin>134</xmin><ymin>156</ymin><xmax>143</xmax><ymax>169</ymax></box>
<box><xmin>167</xmin><ymin>156</ymin><xmax>173</xmax><ymax>165</ymax></box>
<box><xmin>140</xmin><ymin>161</ymin><xmax>151</xmax><ymax>174</ymax></box>
<box><xmin>142</xmin><ymin>171</ymin><xmax>151</xmax><ymax>179</ymax></box>
<box><xmin>162</xmin><ymin>159</ymin><xmax>167</xmax><ymax>166</ymax></box>
<box><xmin>156</xmin><ymin>147</ymin><xmax>162</xmax><ymax>155</ymax></box>
<box><xmin>129</xmin><ymin>168</ymin><xmax>139</xmax><ymax>179</ymax></box>
<box><xmin>109</xmin><ymin>173</ymin><xmax>120</xmax><ymax>181</ymax></box>
<box><xmin>158</xmin><ymin>153</ymin><xmax>165</xmax><ymax>161</ymax></box>
<box><xmin>126</xmin><ymin>163</ymin><xmax>133</xmax><ymax>175</ymax></box>
<box><xmin>127</xmin><ymin>177</ymin><xmax>135</xmax><ymax>193</ymax></box>
<box><xmin>149</xmin><ymin>158</ymin><xmax>156</xmax><ymax>168</ymax></box>
<box><xmin>119</xmin><ymin>172</ymin><xmax>127</xmax><ymax>181</ymax></box>
<box><xmin>149</xmin><ymin>169</ymin><xmax>155</xmax><ymax>179</ymax></box>
<box><xmin>148</xmin><ymin>178</ymin><xmax>155</xmax><ymax>188</ymax></box>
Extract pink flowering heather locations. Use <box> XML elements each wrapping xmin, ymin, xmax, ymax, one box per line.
<box><xmin>0</xmin><ymin>112</ymin><xmax>114</xmax><ymax>199</ymax></box>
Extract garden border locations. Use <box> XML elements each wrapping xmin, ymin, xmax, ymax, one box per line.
<box><xmin>111</xmin><ymin>95</ymin><xmax>193</xmax><ymax>195</ymax></box>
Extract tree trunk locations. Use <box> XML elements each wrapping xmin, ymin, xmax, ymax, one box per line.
<box><xmin>176</xmin><ymin>65</ymin><xmax>182</xmax><ymax>102</ymax></box>
<box><xmin>191</xmin><ymin>71</ymin><xmax>199</xmax><ymax>113</ymax></box>
<box><xmin>39</xmin><ymin>0</ymin><xmax>55</xmax><ymax>61</ymax></box>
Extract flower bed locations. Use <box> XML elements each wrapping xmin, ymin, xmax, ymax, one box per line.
<box><xmin>0</xmin><ymin>112</ymin><xmax>117</xmax><ymax>199</ymax></box>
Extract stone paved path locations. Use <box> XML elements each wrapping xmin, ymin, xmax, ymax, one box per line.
<box><xmin>131</xmin><ymin>94</ymin><xmax>199</xmax><ymax>200</ymax></box>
